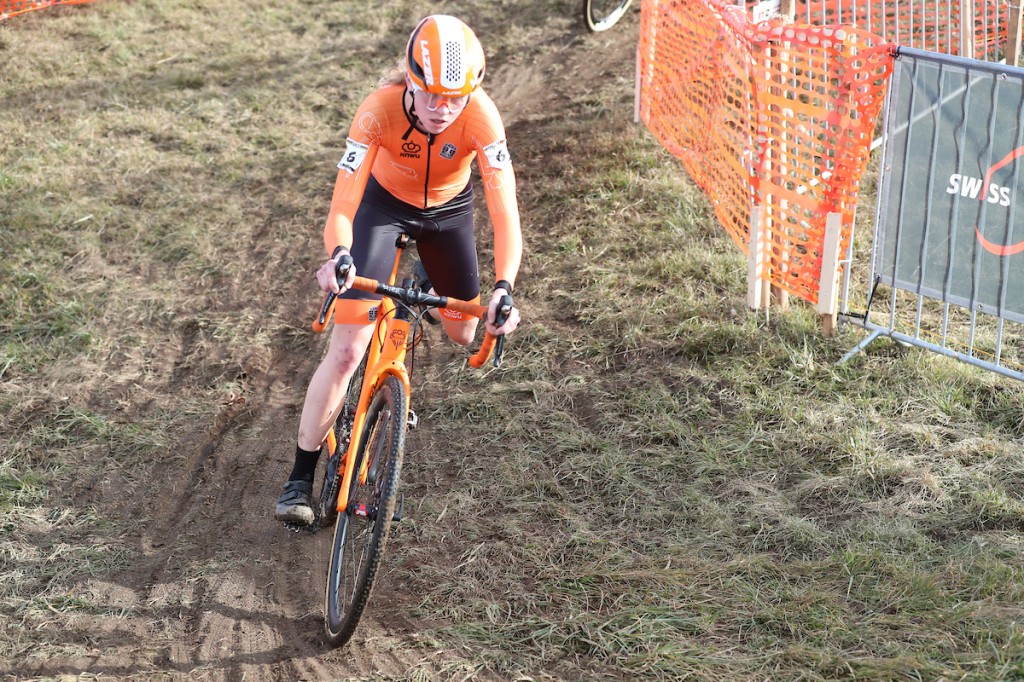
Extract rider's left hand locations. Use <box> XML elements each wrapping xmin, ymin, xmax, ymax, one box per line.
<box><xmin>485</xmin><ymin>288</ymin><xmax>519</xmax><ymax>336</ymax></box>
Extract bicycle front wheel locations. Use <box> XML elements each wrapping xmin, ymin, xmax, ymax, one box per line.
<box><xmin>583</xmin><ymin>0</ymin><xmax>633</xmax><ymax>32</ymax></box>
<box><xmin>323</xmin><ymin>374</ymin><xmax>407</xmax><ymax>647</ymax></box>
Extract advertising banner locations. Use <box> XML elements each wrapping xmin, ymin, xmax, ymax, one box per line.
<box><xmin>876</xmin><ymin>48</ymin><xmax>1024</xmax><ymax>322</ymax></box>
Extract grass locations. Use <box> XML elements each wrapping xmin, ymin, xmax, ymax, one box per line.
<box><xmin>5</xmin><ymin>0</ymin><xmax>1024</xmax><ymax>680</ymax></box>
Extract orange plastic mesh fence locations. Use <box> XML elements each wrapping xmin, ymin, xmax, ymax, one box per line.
<box><xmin>639</xmin><ymin>0</ymin><xmax>758</xmax><ymax>257</ymax></box>
<box><xmin>787</xmin><ymin>0</ymin><xmax>1010</xmax><ymax>61</ymax></box>
<box><xmin>1</xmin><ymin>0</ymin><xmax>95</xmax><ymax>20</ymax></box>
<box><xmin>749</xmin><ymin>23</ymin><xmax>893</xmax><ymax>303</ymax></box>
<box><xmin>639</xmin><ymin>0</ymin><xmax>893</xmax><ymax>305</ymax></box>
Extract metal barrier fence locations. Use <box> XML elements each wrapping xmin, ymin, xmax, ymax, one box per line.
<box><xmin>839</xmin><ymin>46</ymin><xmax>1024</xmax><ymax>379</ymax></box>
<box><xmin>749</xmin><ymin>0</ymin><xmax>1024</xmax><ymax>66</ymax></box>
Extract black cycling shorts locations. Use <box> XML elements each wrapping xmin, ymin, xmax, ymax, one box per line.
<box><xmin>341</xmin><ymin>174</ymin><xmax>479</xmax><ymax>304</ymax></box>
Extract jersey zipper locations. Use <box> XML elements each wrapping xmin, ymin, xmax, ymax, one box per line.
<box><xmin>423</xmin><ymin>132</ymin><xmax>434</xmax><ymax>208</ymax></box>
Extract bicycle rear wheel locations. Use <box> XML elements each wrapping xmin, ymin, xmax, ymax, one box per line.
<box><xmin>323</xmin><ymin>374</ymin><xmax>407</xmax><ymax>647</ymax></box>
<box><xmin>583</xmin><ymin>0</ymin><xmax>633</xmax><ymax>32</ymax></box>
<box><xmin>317</xmin><ymin>345</ymin><xmax>370</xmax><ymax>529</ymax></box>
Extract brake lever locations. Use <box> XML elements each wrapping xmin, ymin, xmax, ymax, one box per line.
<box><xmin>314</xmin><ymin>254</ymin><xmax>354</xmax><ymax>331</ymax></box>
<box><xmin>494</xmin><ymin>335</ymin><xmax>506</xmax><ymax>367</ymax></box>
<box><xmin>317</xmin><ymin>291</ymin><xmax>337</xmax><ymax>328</ymax></box>
<box><xmin>491</xmin><ymin>295</ymin><xmax>514</xmax><ymax>368</ymax></box>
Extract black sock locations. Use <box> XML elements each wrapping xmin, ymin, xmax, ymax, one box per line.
<box><xmin>288</xmin><ymin>445</ymin><xmax>321</xmax><ymax>483</ymax></box>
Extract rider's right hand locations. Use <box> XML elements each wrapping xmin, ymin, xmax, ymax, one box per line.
<box><xmin>317</xmin><ymin>248</ymin><xmax>355</xmax><ymax>294</ymax></box>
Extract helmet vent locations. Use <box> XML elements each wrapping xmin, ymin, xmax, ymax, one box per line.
<box><xmin>444</xmin><ymin>41</ymin><xmax>462</xmax><ymax>85</ymax></box>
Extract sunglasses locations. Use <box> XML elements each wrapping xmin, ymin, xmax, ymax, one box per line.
<box><xmin>409</xmin><ymin>82</ymin><xmax>470</xmax><ymax>112</ymax></box>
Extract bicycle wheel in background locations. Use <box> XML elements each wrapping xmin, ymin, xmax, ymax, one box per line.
<box><xmin>323</xmin><ymin>374</ymin><xmax>407</xmax><ymax>647</ymax></box>
<box><xmin>317</xmin><ymin>344</ymin><xmax>370</xmax><ymax>529</ymax></box>
<box><xmin>583</xmin><ymin>0</ymin><xmax>633</xmax><ymax>32</ymax></box>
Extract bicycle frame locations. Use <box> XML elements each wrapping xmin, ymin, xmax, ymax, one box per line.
<box><xmin>330</xmin><ymin>244</ymin><xmax>412</xmax><ymax>517</ymax></box>
<box><xmin>312</xmin><ymin>237</ymin><xmax>506</xmax><ymax>522</ymax></box>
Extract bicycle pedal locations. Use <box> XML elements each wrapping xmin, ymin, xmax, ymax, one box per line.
<box><xmin>407</xmin><ymin>410</ymin><xmax>419</xmax><ymax>429</ymax></box>
<box><xmin>392</xmin><ymin>493</ymin><xmax>405</xmax><ymax>523</ymax></box>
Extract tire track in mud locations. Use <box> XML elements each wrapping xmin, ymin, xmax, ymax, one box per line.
<box><xmin>135</xmin><ymin>350</ymin><xmax>338</xmax><ymax>681</ymax></box>
<box><xmin>119</xmin><ymin>345</ymin><xmax>466</xmax><ymax>681</ymax></box>
<box><xmin>31</xmin><ymin>254</ymin><xmax>493</xmax><ymax>678</ymax></box>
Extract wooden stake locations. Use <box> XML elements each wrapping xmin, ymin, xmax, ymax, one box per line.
<box><xmin>748</xmin><ymin>206</ymin><xmax>766</xmax><ymax>310</ymax></box>
<box><xmin>817</xmin><ymin>212</ymin><xmax>843</xmax><ymax>337</ymax></box>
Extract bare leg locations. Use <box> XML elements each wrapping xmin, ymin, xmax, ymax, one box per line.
<box><xmin>421</xmin><ymin>280</ymin><xmax>481</xmax><ymax>347</ymax></box>
<box><xmin>297</xmin><ymin>322</ymin><xmax>376</xmax><ymax>451</ymax></box>
<box><xmin>441</xmin><ymin>316</ymin><xmax>480</xmax><ymax>347</ymax></box>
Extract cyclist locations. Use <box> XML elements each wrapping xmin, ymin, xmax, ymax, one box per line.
<box><xmin>275</xmin><ymin>14</ymin><xmax>523</xmax><ymax>525</ymax></box>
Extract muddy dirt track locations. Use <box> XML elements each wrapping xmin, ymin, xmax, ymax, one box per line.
<box><xmin>5</xmin><ymin>2</ymin><xmax>642</xmax><ymax>680</ymax></box>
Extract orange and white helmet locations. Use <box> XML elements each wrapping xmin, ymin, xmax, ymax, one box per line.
<box><xmin>406</xmin><ymin>15</ymin><xmax>486</xmax><ymax>97</ymax></box>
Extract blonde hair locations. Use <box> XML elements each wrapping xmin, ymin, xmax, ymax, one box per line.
<box><xmin>378</xmin><ymin>58</ymin><xmax>408</xmax><ymax>88</ymax></box>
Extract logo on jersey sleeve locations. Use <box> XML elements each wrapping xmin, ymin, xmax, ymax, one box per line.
<box><xmin>482</xmin><ymin>140</ymin><xmax>512</xmax><ymax>170</ymax></box>
<box><xmin>338</xmin><ymin>138</ymin><xmax>370</xmax><ymax>174</ymax></box>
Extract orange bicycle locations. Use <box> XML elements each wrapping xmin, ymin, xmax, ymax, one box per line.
<box><xmin>309</xmin><ymin>234</ymin><xmax>510</xmax><ymax>647</ymax></box>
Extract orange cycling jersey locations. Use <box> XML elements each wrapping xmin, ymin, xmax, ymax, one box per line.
<box><xmin>324</xmin><ymin>84</ymin><xmax>522</xmax><ymax>285</ymax></box>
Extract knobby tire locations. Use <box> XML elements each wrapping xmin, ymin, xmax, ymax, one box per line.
<box><xmin>583</xmin><ymin>0</ymin><xmax>633</xmax><ymax>32</ymax></box>
<box><xmin>323</xmin><ymin>374</ymin><xmax>407</xmax><ymax>647</ymax></box>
